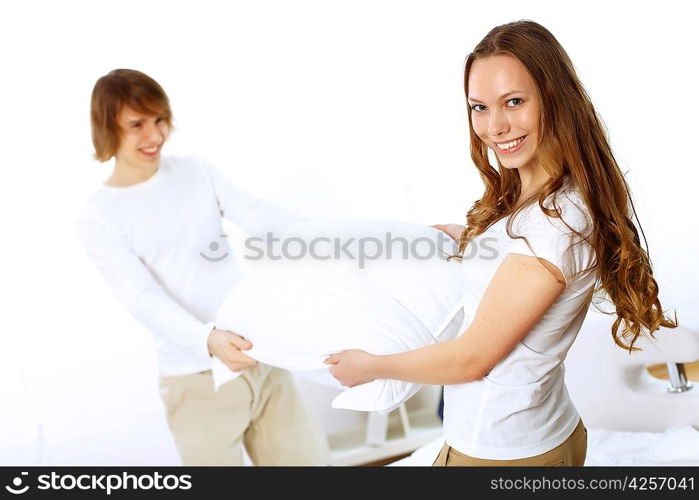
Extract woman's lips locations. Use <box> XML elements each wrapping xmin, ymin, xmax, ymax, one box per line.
<box><xmin>494</xmin><ymin>135</ymin><xmax>527</xmax><ymax>154</ymax></box>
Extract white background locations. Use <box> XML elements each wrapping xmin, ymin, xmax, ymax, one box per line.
<box><xmin>0</xmin><ymin>0</ymin><xmax>697</xmax><ymax>464</ymax></box>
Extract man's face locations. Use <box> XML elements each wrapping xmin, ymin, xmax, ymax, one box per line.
<box><xmin>114</xmin><ymin>105</ymin><xmax>169</xmax><ymax>170</ymax></box>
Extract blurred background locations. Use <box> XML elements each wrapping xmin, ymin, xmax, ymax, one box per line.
<box><xmin>0</xmin><ymin>0</ymin><xmax>697</xmax><ymax>464</ymax></box>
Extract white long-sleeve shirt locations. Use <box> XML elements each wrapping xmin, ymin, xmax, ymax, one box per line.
<box><xmin>77</xmin><ymin>155</ymin><xmax>304</xmax><ymax>376</ymax></box>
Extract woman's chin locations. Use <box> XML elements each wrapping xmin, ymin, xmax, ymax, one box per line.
<box><xmin>498</xmin><ymin>162</ymin><xmax>521</xmax><ymax>171</ymax></box>
<box><xmin>498</xmin><ymin>156</ymin><xmax>534</xmax><ymax>171</ymax></box>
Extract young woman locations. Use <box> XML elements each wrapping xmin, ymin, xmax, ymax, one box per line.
<box><xmin>325</xmin><ymin>20</ymin><xmax>677</xmax><ymax>466</ymax></box>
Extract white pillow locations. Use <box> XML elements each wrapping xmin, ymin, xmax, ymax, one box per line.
<box><xmin>212</xmin><ymin>218</ymin><xmax>465</xmax><ymax>413</ymax></box>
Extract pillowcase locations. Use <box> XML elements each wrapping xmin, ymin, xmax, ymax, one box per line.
<box><xmin>212</xmin><ymin>218</ymin><xmax>465</xmax><ymax>413</ymax></box>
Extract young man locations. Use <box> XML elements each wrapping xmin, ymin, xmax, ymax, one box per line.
<box><xmin>77</xmin><ymin>69</ymin><xmax>328</xmax><ymax>466</ymax></box>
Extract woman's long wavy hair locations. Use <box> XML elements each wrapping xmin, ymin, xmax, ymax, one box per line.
<box><xmin>454</xmin><ymin>20</ymin><xmax>677</xmax><ymax>352</ymax></box>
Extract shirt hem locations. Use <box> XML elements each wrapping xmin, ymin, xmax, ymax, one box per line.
<box><xmin>445</xmin><ymin>414</ymin><xmax>580</xmax><ymax>460</ymax></box>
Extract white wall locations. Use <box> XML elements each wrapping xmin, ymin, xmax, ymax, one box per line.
<box><xmin>1</xmin><ymin>0</ymin><xmax>697</xmax><ymax>464</ymax></box>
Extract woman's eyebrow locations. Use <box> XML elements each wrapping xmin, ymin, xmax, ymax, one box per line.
<box><xmin>468</xmin><ymin>90</ymin><xmax>525</xmax><ymax>103</ymax></box>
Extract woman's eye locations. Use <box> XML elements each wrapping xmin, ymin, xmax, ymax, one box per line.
<box><xmin>470</xmin><ymin>98</ymin><xmax>522</xmax><ymax>112</ymax></box>
<box><xmin>506</xmin><ymin>97</ymin><xmax>523</xmax><ymax>107</ymax></box>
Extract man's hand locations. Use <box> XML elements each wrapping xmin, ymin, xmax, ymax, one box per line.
<box><xmin>207</xmin><ymin>328</ymin><xmax>258</xmax><ymax>372</ymax></box>
<box><xmin>431</xmin><ymin>223</ymin><xmax>465</xmax><ymax>242</ymax></box>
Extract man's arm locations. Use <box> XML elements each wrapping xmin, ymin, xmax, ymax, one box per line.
<box><xmin>76</xmin><ymin>216</ymin><xmax>256</xmax><ymax>371</ymax></box>
<box><xmin>204</xmin><ymin>162</ymin><xmax>307</xmax><ymax>237</ymax></box>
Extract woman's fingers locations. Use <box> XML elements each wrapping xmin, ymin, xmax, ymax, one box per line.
<box><xmin>325</xmin><ymin>353</ymin><xmax>341</xmax><ymax>364</ymax></box>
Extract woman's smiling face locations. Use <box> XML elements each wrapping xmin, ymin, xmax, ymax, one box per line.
<box><xmin>467</xmin><ymin>53</ymin><xmax>541</xmax><ymax>172</ymax></box>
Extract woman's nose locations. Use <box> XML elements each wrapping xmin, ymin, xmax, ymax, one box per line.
<box><xmin>488</xmin><ymin>109</ymin><xmax>510</xmax><ymax>138</ymax></box>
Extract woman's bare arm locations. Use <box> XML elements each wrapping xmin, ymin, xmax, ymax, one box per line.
<box><xmin>326</xmin><ymin>253</ymin><xmax>566</xmax><ymax>386</ymax></box>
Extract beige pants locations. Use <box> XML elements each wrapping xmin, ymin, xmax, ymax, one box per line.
<box><xmin>159</xmin><ymin>365</ymin><xmax>329</xmax><ymax>466</ymax></box>
<box><xmin>433</xmin><ymin>419</ymin><xmax>587</xmax><ymax>466</ymax></box>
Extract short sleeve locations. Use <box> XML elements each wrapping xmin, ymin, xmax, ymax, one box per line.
<box><xmin>506</xmin><ymin>191</ymin><xmax>594</xmax><ymax>286</ymax></box>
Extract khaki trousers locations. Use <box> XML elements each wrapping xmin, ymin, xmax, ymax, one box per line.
<box><xmin>433</xmin><ymin>419</ymin><xmax>587</xmax><ymax>466</ymax></box>
<box><xmin>159</xmin><ymin>365</ymin><xmax>328</xmax><ymax>466</ymax></box>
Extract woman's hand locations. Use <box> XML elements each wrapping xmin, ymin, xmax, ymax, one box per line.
<box><xmin>431</xmin><ymin>223</ymin><xmax>464</xmax><ymax>242</ymax></box>
<box><xmin>325</xmin><ymin>350</ymin><xmax>377</xmax><ymax>387</ymax></box>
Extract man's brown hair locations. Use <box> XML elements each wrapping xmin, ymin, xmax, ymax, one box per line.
<box><xmin>90</xmin><ymin>69</ymin><xmax>173</xmax><ymax>162</ymax></box>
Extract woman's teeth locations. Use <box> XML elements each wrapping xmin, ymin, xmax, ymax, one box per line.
<box><xmin>496</xmin><ymin>136</ymin><xmax>525</xmax><ymax>151</ymax></box>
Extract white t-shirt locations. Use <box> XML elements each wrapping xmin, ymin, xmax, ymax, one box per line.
<box><xmin>77</xmin><ymin>156</ymin><xmax>303</xmax><ymax>376</ymax></box>
<box><xmin>443</xmin><ymin>185</ymin><xmax>597</xmax><ymax>459</ymax></box>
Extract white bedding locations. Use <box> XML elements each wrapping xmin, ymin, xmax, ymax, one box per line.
<box><xmin>391</xmin><ymin>426</ymin><xmax>699</xmax><ymax>466</ymax></box>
